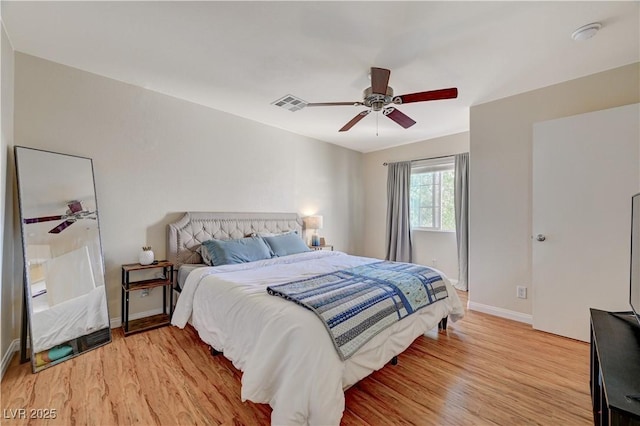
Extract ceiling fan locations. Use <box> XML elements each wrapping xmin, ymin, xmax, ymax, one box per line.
<box><xmin>306</xmin><ymin>67</ymin><xmax>458</xmax><ymax>132</ymax></box>
<box><xmin>23</xmin><ymin>200</ymin><xmax>96</xmax><ymax>234</ymax></box>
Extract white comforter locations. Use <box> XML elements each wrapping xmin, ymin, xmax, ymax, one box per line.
<box><xmin>172</xmin><ymin>251</ymin><xmax>464</xmax><ymax>425</ymax></box>
<box><xmin>32</xmin><ymin>286</ymin><xmax>109</xmax><ymax>353</ymax></box>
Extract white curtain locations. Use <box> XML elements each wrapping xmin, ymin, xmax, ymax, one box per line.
<box><xmin>454</xmin><ymin>153</ymin><xmax>469</xmax><ymax>290</ymax></box>
<box><xmin>385</xmin><ymin>161</ymin><xmax>412</xmax><ymax>262</ymax></box>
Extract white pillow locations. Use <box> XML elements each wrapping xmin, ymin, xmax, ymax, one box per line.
<box><xmin>197</xmin><ymin>244</ymin><xmax>213</xmax><ymax>266</ymax></box>
<box><xmin>253</xmin><ymin>230</ymin><xmax>295</xmax><ymax>238</ymax></box>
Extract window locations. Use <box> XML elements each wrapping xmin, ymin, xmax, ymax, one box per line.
<box><xmin>410</xmin><ymin>157</ymin><xmax>455</xmax><ymax>231</ymax></box>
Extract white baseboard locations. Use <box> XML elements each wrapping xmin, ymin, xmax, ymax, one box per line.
<box><xmin>1</xmin><ymin>339</ymin><xmax>21</xmax><ymax>380</ymax></box>
<box><xmin>467</xmin><ymin>301</ymin><xmax>533</xmax><ymax>324</ymax></box>
<box><xmin>109</xmin><ymin>308</ymin><xmax>164</xmax><ymax>329</ymax></box>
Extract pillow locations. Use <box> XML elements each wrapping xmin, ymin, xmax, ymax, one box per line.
<box><xmin>252</xmin><ymin>230</ymin><xmax>296</xmax><ymax>238</ymax></box>
<box><xmin>201</xmin><ymin>236</ymin><xmax>272</xmax><ymax>266</ymax></box>
<box><xmin>197</xmin><ymin>245</ymin><xmax>214</xmax><ymax>266</ymax></box>
<box><xmin>35</xmin><ymin>345</ymin><xmax>74</xmax><ymax>367</ymax></box>
<box><xmin>262</xmin><ymin>233</ymin><xmax>311</xmax><ymax>257</ymax></box>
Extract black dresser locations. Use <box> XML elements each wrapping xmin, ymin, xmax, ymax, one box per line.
<box><xmin>590</xmin><ymin>308</ymin><xmax>640</xmax><ymax>425</ymax></box>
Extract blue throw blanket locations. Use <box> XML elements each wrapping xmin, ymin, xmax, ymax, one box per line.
<box><xmin>266</xmin><ymin>261</ymin><xmax>448</xmax><ymax>360</ymax></box>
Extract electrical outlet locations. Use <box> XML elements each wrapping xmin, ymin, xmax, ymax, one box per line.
<box><xmin>431</xmin><ymin>258</ymin><xmax>438</xmax><ymax>266</ymax></box>
<box><xmin>517</xmin><ymin>286</ymin><xmax>527</xmax><ymax>299</ymax></box>
<box><xmin>141</xmin><ymin>289</ymin><xmax>150</xmax><ymax>297</ymax></box>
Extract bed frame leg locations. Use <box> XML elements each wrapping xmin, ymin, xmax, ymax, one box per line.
<box><xmin>209</xmin><ymin>346</ymin><xmax>221</xmax><ymax>356</ymax></box>
<box><xmin>390</xmin><ymin>356</ymin><xmax>398</xmax><ymax>365</ymax></box>
<box><xmin>438</xmin><ymin>316</ymin><xmax>448</xmax><ymax>331</ymax></box>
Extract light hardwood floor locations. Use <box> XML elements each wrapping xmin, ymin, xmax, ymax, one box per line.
<box><xmin>1</xmin><ymin>291</ymin><xmax>592</xmax><ymax>425</ymax></box>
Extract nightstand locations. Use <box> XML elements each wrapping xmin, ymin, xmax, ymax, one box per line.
<box><xmin>121</xmin><ymin>260</ymin><xmax>174</xmax><ymax>336</ymax></box>
<box><xmin>309</xmin><ymin>244</ymin><xmax>333</xmax><ymax>251</ymax></box>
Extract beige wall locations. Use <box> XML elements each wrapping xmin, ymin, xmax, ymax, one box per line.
<box><xmin>4</xmin><ymin>49</ymin><xmax>637</xmax><ymax>367</ymax></box>
<box><xmin>469</xmin><ymin>62</ymin><xmax>640</xmax><ymax>319</ymax></box>
<box><xmin>1</xmin><ymin>21</ymin><xmax>18</xmax><ymax>368</ymax></box>
<box><xmin>11</xmin><ymin>53</ymin><xmax>364</xmax><ymax>325</ymax></box>
<box><xmin>362</xmin><ymin>132</ymin><xmax>469</xmax><ymax>280</ymax></box>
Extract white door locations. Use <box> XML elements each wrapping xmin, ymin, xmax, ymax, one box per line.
<box><xmin>532</xmin><ymin>104</ymin><xmax>639</xmax><ymax>342</ymax></box>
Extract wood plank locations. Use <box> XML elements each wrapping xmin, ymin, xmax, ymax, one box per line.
<box><xmin>1</xmin><ymin>291</ymin><xmax>592</xmax><ymax>425</ymax></box>
<box><xmin>122</xmin><ymin>261</ymin><xmax>172</xmax><ymax>272</ymax></box>
<box><xmin>124</xmin><ymin>314</ymin><xmax>170</xmax><ymax>335</ymax></box>
<box><xmin>122</xmin><ymin>278</ymin><xmax>171</xmax><ymax>291</ymax></box>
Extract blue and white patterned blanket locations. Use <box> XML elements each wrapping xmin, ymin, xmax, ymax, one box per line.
<box><xmin>266</xmin><ymin>261</ymin><xmax>448</xmax><ymax>360</ymax></box>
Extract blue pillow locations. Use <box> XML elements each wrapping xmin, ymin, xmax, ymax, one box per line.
<box><xmin>262</xmin><ymin>233</ymin><xmax>311</xmax><ymax>257</ymax></box>
<box><xmin>201</xmin><ymin>236</ymin><xmax>272</xmax><ymax>266</ymax></box>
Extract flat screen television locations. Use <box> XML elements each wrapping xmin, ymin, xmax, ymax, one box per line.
<box><xmin>630</xmin><ymin>193</ymin><xmax>640</xmax><ymax>327</ymax></box>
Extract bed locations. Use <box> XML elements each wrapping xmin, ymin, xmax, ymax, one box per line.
<box><xmin>169</xmin><ymin>212</ymin><xmax>464</xmax><ymax>425</ymax></box>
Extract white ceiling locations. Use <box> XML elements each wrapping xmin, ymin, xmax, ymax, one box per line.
<box><xmin>2</xmin><ymin>1</ymin><xmax>639</xmax><ymax>153</ymax></box>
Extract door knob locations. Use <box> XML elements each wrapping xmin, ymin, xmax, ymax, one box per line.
<box><xmin>536</xmin><ymin>234</ymin><xmax>546</xmax><ymax>242</ymax></box>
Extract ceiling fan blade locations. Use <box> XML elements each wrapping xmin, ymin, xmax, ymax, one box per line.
<box><xmin>49</xmin><ymin>220</ymin><xmax>75</xmax><ymax>234</ymax></box>
<box><xmin>383</xmin><ymin>107</ymin><xmax>417</xmax><ymax>129</ymax></box>
<box><xmin>371</xmin><ymin>67</ymin><xmax>391</xmax><ymax>95</ymax></box>
<box><xmin>394</xmin><ymin>88</ymin><xmax>458</xmax><ymax>104</ymax></box>
<box><xmin>24</xmin><ymin>215</ymin><xmax>65</xmax><ymax>224</ymax></box>
<box><xmin>339</xmin><ymin>110</ymin><xmax>371</xmax><ymax>132</ymax></box>
<box><xmin>306</xmin><ymin>102</ymin><xmax>362</xmax><ymax>107</ymax></box>
<box><xmin>67</xmin><ymin>200</ymin><xmax>83</xmax><ymax>213</ymax></box>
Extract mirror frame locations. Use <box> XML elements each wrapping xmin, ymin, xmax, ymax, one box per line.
<box><xmin>14</xmin><ymin>146</ymin><xmax>112</xmax><ymax>372</ymax></box>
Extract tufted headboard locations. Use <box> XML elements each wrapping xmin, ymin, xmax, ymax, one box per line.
<box><xmin>167</xmin><ymin>212</ymin><xmax>304</xmax><ymax>268</ymax></box>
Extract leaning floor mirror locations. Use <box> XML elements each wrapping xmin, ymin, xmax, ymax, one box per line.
<box><xmin>15</xmin><ymin>146</ymin><xmax>111</xmax><ymax>373</ymax></box>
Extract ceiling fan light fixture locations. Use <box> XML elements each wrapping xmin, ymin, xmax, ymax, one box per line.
<box><xmin>571</xmin><ymin>22</ymin><xmax>602</xmax><ymax>41</ymax></box>
<box><xmin>363</xmin><ymin>86</ymin><xmax>394</xmax><ymax>111</ymax></box>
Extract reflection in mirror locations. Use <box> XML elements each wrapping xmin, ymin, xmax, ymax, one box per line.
<box><xmin>15</xmin><ymin>147</ymin><xmax>111</xmax><ymax>373</ymax></box>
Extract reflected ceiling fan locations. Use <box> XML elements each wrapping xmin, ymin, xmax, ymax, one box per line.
<box><xmin>23</xmin><ymin>200</ymin><xmax>96</xmax><ymax>234</ymax></box>
<box><xmin>306</xmin><ymin>67</ymin><xmax>458</xmax><ymax>132</ymax></box>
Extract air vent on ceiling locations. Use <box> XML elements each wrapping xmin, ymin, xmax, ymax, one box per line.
<box><xmin>272</xmin><ymin>94</ymin><xmax>308</xmax><ymax>112</ymax></box>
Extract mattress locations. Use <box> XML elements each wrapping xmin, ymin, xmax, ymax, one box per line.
<box><xmin>172</xmin><ymin>250</ymin><xmax>463</xmax><ymax>425</ymax></box>
<box><xmin>176</xmin><ymin>263</ymin><xmax>205</xmax><ymax>291</ymax></box>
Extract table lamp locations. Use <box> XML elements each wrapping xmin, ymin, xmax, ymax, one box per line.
<box><xmin>304</xmin><ymin>215</ymin><xmax>323</xmax><ymax>246</ymax></box>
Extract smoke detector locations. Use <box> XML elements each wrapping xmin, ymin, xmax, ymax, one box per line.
<box><xmin>571</xmin><ymin>23</ymin><xmax>602</xmax><ymax>41</ymax></box>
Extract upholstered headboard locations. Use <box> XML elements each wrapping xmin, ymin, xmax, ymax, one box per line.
<box><xmin>167</xmin><ymin>212</ymin><xmax>304</xmax><ymax>268</ymax></box>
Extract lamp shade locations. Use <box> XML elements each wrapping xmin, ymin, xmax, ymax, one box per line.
<box><xmin>304</xmin><ymin>215</ymin><xmax>323</xmax><ymax>230</ymax></box>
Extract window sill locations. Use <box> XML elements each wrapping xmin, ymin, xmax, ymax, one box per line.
<box><xmin>411</xmin><ymin>228</ymin><xmax>456</xmax><ymax>234</ymax></box>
